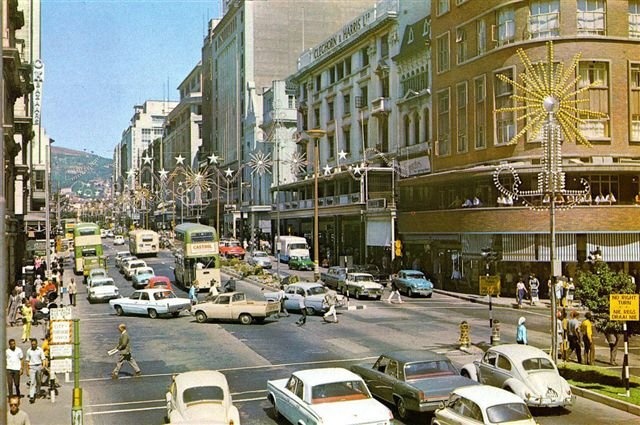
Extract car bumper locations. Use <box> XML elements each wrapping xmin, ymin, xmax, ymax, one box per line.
<box><xmin>411</xmin><ymin>289</ymin><xmax>433</xmax><ymax>296</ymax></box>
<box><xmin>526</xmin><ymin>394</ymin><xmax>575</xmax><ymax>408</ymax></box>
<box><xmin>89</xmin><ymin>294</ymin><xmax>119</xmax><ymax>302</ymax></box>
<box><xmin>360</xmin><ymin>289</ymin><xmax>382</xmax><ymax>297</ymax></box>
<box><xmin>167</xmin><ymin>304</ymin><xmax>192</xmax><ymax>313</ymax></box>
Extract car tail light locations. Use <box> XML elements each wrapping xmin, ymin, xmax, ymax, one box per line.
<box><xmin>387</xmin><ymin>408</ymin><xmax>394</xmax><ymax>419</ymax></box>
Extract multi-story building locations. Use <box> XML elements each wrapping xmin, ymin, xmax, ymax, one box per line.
<box><xmin>201</xmin><ymin>0</ymin><xmax>375</xmax><ymax>241</ymax></box>
<box><xmin>398</xmin><ymin>0</ymin><xmax>640</xmax><ymax>292</ymax></box>
<box><xmin>289</xmin><ymin>0</ymin><xmax>428</xmax><ymax>266</ymax></box>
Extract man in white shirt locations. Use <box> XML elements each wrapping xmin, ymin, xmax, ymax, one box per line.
<box><xmin>25</xmin><ymin>338</ymin><xmax>46</xmax><ymax>403</ymax></box>
<box><xmin>6</xmin><ymin>338</ymin><xmax>24</xmax><ymax>397</ymax></box>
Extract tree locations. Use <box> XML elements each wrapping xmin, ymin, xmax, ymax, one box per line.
<box><xmin>575</xmin><ymin>261</ymin><xmax>639</xmax><ymax>335</ymax></box>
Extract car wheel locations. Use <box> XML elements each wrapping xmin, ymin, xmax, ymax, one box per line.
<box><xmin>88</xmin><ymin>298</ymin><xmax>93</xmax><ymax>304</ymax></box>
<box><xmin>195</xmin><ymin>310</ymin><xmax>207</xmax><ymax>323</ymax></box>
<box><xmin>239</xmin><ymin>313</ymin><xmax>253</xmax><ymax>325</ymax></box>
<box><xmin>407</xmin><ymin>288</ymin><xmax>414</xmax><ymax>297</ymax></box>
<box><xmin>148</xmin><ymin>309</ymin><xmax>158</xmax><ymax>319</ymax></box>
<box><xmin>114</xmin><ymin>306</ymin><xmax>124</xmax><ymax>316</ymax></box>
<box><xmin>306</xmin><ymin>307</ymin><xmax>316</xmax><ymax>316</ymax></box>
<box><xmin>171</xmin><ymin>312</ymin><xmax>180</xmax><ymax>317</ymax></box>
<box><xmin>395</xmin><ymin>397</ymin><xmax>410</xmax><ymax>420</ymax></box>
<box><xmin>461</xmin><ymin>370</ymin><xmax>471</xmax><ymax>379</ymax></box>
<box><xmin>427</xmin><ymin>293</ymin><xmax>433</xmax><ymax>298</ymax></box>
<box><xmin>355</xmin><ymin>290</ymin><xmax>361</xmax><ymax>300</ymax></box>
<box><xmin>268</xmin><ymin>395</ymin><xmax>282</xmax><ymax>419</ymax></box>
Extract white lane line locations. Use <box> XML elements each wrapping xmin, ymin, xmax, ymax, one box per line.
<box><xmin>86</xmin><ymin>406</ymin><xmax>165</xmax><ymax>416</ymax></box>
<box><xmin>88</xmin><ymin>399</ymin><xmax>164</xmax><ymax>408</ymax></box>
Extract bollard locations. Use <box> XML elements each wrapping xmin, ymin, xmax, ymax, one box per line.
<box><xmin>459</xmin><ymin>321</ymin><xmax>470</xmax><ymax>349</ymax></box>
<box><xmin>491</xmin><ymin>320</ymin><xmax>501</xmax><ymax>345</ymax></box>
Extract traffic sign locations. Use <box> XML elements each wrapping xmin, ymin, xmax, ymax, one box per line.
<box><xmin>610</xmin><ymin>294</ymin><xmax>639</xmax><ymax>321</ymax></box>
<box><xmin>50</xmin><ymin>306</ymin><xmax>73</xmax><ymax>321</ymax></box>
<box><xmin>50</xmin><ymin>344</ymin><xmax>73</xmax><ymax>358</ymax></box>
<box><xmin>50</xmin><ymin>320</ymin><xmax>73</xmax><ymax>343</ymax></box>
<box><xmin>50</xmin><ymin>358</ymin><xmax>73</xmax><ymax>374</ymax></box>
<box><xmin>479</xmin><ymin>275</ymin><xmax>501</xmax><ymax>296</ymax></box>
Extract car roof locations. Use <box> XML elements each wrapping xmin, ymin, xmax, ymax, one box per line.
<box><xmin>173</xmin><ymin>370</ymin><xmax>229</xmax><ymax>391</ymax></box>
<box><xmin>116</xmin><ymin>251</ymin><xmax>130</xmax><ymax>256</ymax></box>
<box><xmin>399</xmin><ymin>269</ymin><xmax>424</xmax><ymax>274</ymax></box>
<box><xmin>488</xmin><ymin>343</ymin><xmax>551</xmax><ymax>359</ymax></box>
<box><xmin>252</xmin><ymin>250</ymin><xmax>267</xmax><ymax>255</ymax></box>
<box><xmin>135</xmin><ymin>288</ymin><xmax>173</xmax><ymax>294</ymax></box>
<box><xmin>149</xmin><ymin>276</ymin><xmax>171</xmax><ymax>283</ymax></box>
<box><xmin>380</xmin><ymin>349</ymin><xmax>449</xmax><ymax>364</ymax></box>
<box><xmin>91</xmin><ymin>277</ymin><xmax>114</xmax><ymax>283</ymax></box>
<box><xmin>136</xmin><ymin>267</ymin><xmax>154</xmax><ymax>274</ymax></box>
<box><xmin>293</xmin><ymin>368</ymin><xmax>362</xmax><ymax>386</ymax></box>
<box><xmin>290</xmin><ymin>282</ymin><xmax>323</xmax><ymax>289</ymax></box>
<box><xmin>451</xmin><ymin>385</ymin><xmax>526</xmax><ymax>408</ymax></box>
<box><xmin>348</xmin><ymin>272</ymin><xmax>373</xmax><ymax>278</ymax></box>
<box><xmin>89</xmin><ymin>268</ymin><xmax>107</xmax><ymax>275</ymax></box>
<box><xmin>128</xmin><ymin>260</ymin><xmax>146</xmax><ymax>266</ymax></box>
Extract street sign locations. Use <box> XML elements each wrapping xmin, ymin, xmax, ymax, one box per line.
<box><xmin>50</xmin><ymin>358</ymin><xmax>73</xmax><ymax>374</ymax></box>
<box><xmin>479</xmin><ymin>275</ymin><xmax>501</xmax><ymax>296</ymax></box>
<box><xmin>50</xmin><ymin>344</ymin><xmax>73</xmax><ymax>358</ymax></box>
<box><xmin>51</xmin><ymin>320</ymin><xmax>73</xmax><ymax>343</ymax></box>
<box><xmin>50</xmin><ymin>306</ymin><xmax>73</xmax><ymax>321</ymax></box>
<box><xmin>610</xmin><ymin>294</ymin><xmax>639</xmax><ymax>321</ymax></box>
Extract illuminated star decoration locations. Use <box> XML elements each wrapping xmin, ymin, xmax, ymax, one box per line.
<box><xmin>323</xmin><ymin>164</ymin><xmax>332</xmax><ymax>176</ymax></box>
<box><xmin>248</xmin><ymin>151</ymin><xmax>273</xmax><ymax>176</ymax></box>
<box><xmin>208</xmin><ymin>153</ymin><xmax>220</xmax><ymax>165</ymax></box>
<box><xmin>175</xmin><ymin>154</ymin><xmax>186</xmax><ymax>165</ymax></box>
<box><xmin>289</xmin><ymin>151</ymin><xmax>308</xmax><ymax>176</ymax></box>
<box><xmin>158</xmin><ymin>168</ymin><xmax>169</xmax><ymax>180</ymax></box>
<box><xmin>142</xmin><ymin>154</ymin><xmax>152</xmax><ymax>165</ymax></box>
<box><xmin>495</xmin><ymin>41</ymin><xmax>607</xmax><ymax>147</ymax></box>
<box><xmin>126</xmin><ymin>169</ymin><xmax>136</xmax><ymax>179</ymax></box>
<box><xmin>338</xmin><ymin>150</ymin><xmax>347</xmax><ymax>160</ymax></box>
<box><xmin>224</xmin><ymin>168</ymin><xmax>234</xmax><ymax>178</ymax></box>
<box><xmin>352</xmin><ymin>163</ymin><xmax>363</xmax><ymax>176</ymax></box>
<box><xmin>184</xmin><ymin>166</ymin><xmax>215</xmax><ymax>193</ymax></box>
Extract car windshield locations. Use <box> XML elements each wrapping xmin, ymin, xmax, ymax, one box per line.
<box><xmin>153</xmin><ymin>291</ymin><xmax>176</xmax><ymax>300</ymax></box>
<box><xmin>486</xmin><ymin>402</ymin><xmax>532</xmax><ymax>422</ymax></box>
<box><xmin>311</xmin><ymin>380</ymin><xmax>370</xmax><ymax>404</ymax></box>
<box><xmin>92</xmin><ymin>271</ymin><xmax>106</xmax><ymax>277</ymax></box>
<box><xmin>405</xmin><ymin>273</ymin><xmax>425</xmax><ymax>279</ymax></box>
<box><xmin>93</xmin><ymin>280</ymin><xmax>114</xmax><ymax>287</ymax></box>
<box><xmin>354</xmin><ymin>275</ymin><xmax>373</xmax><ymax>282</ymax></box>
<box><xmin>182</xmin><ymin>386</ymin><xmax>224</xmax><ymax>405</ymax></box>
<box><xmin>307</xmin><ymin>286</ymin><xmax>327</xmax><ymax>296</ymax></box>
<box><xmin>254</xmin><ymin>252</ymin><xmax>267</xmax><ymax>258</ymax></box>
<box><xmin>522</xmin><ymin>357</ymin><xmax>556</xmax><ymax>371</ymax></box>
<box><xmin>404</xmin><ymin>360</ymin><xmax>457</xmax><ymax>380</ymax></box>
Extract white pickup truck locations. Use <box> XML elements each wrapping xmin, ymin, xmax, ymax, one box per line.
<box><xmin>192</xmin><ymin>292</ymin><xmax>280</xmax><ymax>325</ymax></box>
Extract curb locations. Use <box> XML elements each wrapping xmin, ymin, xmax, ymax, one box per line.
<box><xmin>570</xmin><ymin>385</ymin><xmax>640</xmax><ymax>416</ymax></box>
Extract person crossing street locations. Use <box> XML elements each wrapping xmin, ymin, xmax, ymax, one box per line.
<box><xmin>111</xmin><ymin>323</ymin><xmax>142</xmax><ymax>379</ymax></box>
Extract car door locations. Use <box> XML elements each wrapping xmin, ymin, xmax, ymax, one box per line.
<box><xmin>137</xmin><ymin>292</ymin><xmax>150</xmax><ymax>315</ymax></box>
<box><xmin>284</xmin><ymin>286</ymin><xmax>299</xmax><ymax>311</ymax></box>
<box><xmin>125</xmin><ymin>291</ymin><xmax>141</xmax><ymax>314</ymax></box>
<box><xmin>491</xmin><ymin>354</ymin><xmax>515</xmax><ymax>389</ymax></box>
<box><xmin>279</xmin><ymin>376</ymin><xmax>303</xmax><ymax>423</ymax></box>
<box><xmin>476</xmin><ymin>350</ymin><xmax>499</xmax><ymax>386</ymax></box>
<box><xmin>363</xmin><ymin>356</ymin><xmax>393</xmax><ymax>403</ymax></box>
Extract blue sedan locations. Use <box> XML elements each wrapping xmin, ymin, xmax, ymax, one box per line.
<box><xmin>391</xmin><ymin>270</ymin><xmax>433</xmax><ymax>298</ymax></box>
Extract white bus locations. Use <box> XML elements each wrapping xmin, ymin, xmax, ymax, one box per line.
<box><xmin>129</xmin><ymin>229</ymin><xmax>159</xmax><ymax>257</ymax></box>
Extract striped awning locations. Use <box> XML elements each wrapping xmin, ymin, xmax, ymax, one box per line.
<box><xmin>503</xmin><ymin>234</ymin><xmax>536</xmax><ymax>261</ymax></box>
<box><xmin>587</xmin><ymin>234</ymin><xmax>640</xmax><ymax>262</ymax></box>
<box><xmin>462</xmin><ymin>234</ymin><xmax>494</xmax><ymax>257</ymax></box>
<box><xmin>537</xmin><ymin>234</ymin><xmax>577</xmax><ymax>262</ymax></box>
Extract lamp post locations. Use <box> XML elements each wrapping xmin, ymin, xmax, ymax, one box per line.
<box><xmin>306</xmin><ymin>129</ymin><xmax>326</xmax><ymax>281</ymax></box>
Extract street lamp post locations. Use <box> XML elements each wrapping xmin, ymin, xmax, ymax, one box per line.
<box><xmin>306</xmin><ymin>129</ymin><xmax>326</xmax><ymax>281</ymax></box>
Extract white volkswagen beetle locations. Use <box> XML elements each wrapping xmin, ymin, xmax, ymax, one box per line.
<box><xmin>166</xmin><ymin>370</ymin><xmax>240</xmax><ymax>425</ymax></box>
<box><xmin>460</xmin><ymin>344</ymin><xmax>574</xmax><ymax>408</ymax></box>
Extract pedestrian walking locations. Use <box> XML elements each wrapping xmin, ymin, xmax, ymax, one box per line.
<box><xmin>296</xmin><ymin>296</ymin><xmax>307</xmax><ymax>326</ymax></box>
<box><xmin>322</xmin><ymin>291</ymin><xmax>339</xmax><ymax>323</ymax></box>
<box><xmin>189</xmin><ymin>280</ymin><xmax>199</xmax><ymax>305</ymax></box>
<box><xmin>515</xmin><ymin>279</ymin><xmax>527</xmax><ymax>308</ymax></box>
<box><xmin>25</xmin><ymin>338</ymin><xmax>46</xmax><ymax>403</ymax></box>
<box><xmin>276</xmin><ymin>287</ymin><xmax>289</xmax><ymax>318</ymax></box>
<box><xmin>557</xmin><ymin>310</ymin><xmax>567</xmax><ymax>360</ymax></box>
<box><xmin>528</xmin><ymin>274</ymin><xmax>539</xmax><ymax>306</ymax></box>
<box><xmin>566</xmin><ymin>310</ymin><xmax>582</xmax><ymax>363</ymax></box>
<box><xmin>7</xmin><ymin>288</ymin><xmax>22</xmax><ymax>326</ymax></box>
<box><xmin>580</xmin><ymin>312</ymin><xmax>594</xmax><ymax>365</ymax></box>
<box><xmin>111</xmin><ymin>323</ymin><xmax>142</xmax><ymax>379</ymax></box>
<box><xmin>20</xmin><ymin>299</ymin><xmax>33</xmax><ymax>343</ymax></box>
<box><xmin>7</xmin><ymin>395</ymin><xmax>31</xmax><ymax>425</ymax></box>
<box><xmin>516</xmin><ymin>316</ymin><xmax>528</xmax><ymax>345</ymax></box>
<box><xmin>6</xmin><ymin>338</ymin><xmax>24</xmax><ymax>397</ymax></box>
<box><xmin>605</xmin><ymin>330</ymin><xmax>619</xmax><ymax>365</ymax></box>
<box><xmin>67</xmin><ymin>278</ymin><xmax>77</xmax><ymax>306</ymax></box>
<box><xmin>387</xmin><ymin>280</ymin><xmax>403</xmax><ymax>303</ymax></box>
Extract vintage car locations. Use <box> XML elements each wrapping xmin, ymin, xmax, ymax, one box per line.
<box><xmin>132</xmin><ymin>266</ymin><xmax>155</xmax><ymax>289</ymax></box>
<box><xmin>219</xmin><ymin>239</ymin><xmax>246</xmax><ymax>259</ymax></box>
<box><xmin>166</xmin><ymin>370</ymin><xmax>241</xmax><ymax>425</ymax></box>
<box><xmin>351</xmin><ymin>350</ymin><xmax>477</xmax><ymax>419</ymax></box>
<box><xmin>391</xmin><ymin>270</ymin><xmax>434</xmax><ymax>298</ymax></box>
<box><xmin>267</xmin><ymin>367</ymin><xmax>394</xmax><ymax>425</ymax></box>
<box><xmin>113</xmin><ymin>235</ymin><xmax>126</xmax><ymax>245</ymax></box>
<box><xmin>193</xmin><ymin>292</ymin><xmax>280</xmax><ymax>325</ymax></box>
<box><xmin>247</xmin><ymin>250</ymin><xmax>272</xmax><ymax>269</ymax></box>
<box><xmin>114</xmin><ymin>251</ymin><xmax>131</xmax><ymax>268</ymax></box>
<box><xmin>460</xmin><ymin>344</ymin><xmax>574</xmax><ymax>408</ymax></box>
<box><xmin>109</xmin><ymin>288</ymin><xmax>191</xmax><ymax>319</ymax></box>
<box><xmin>289</xmin><ymin>254</ymin><xmax>314</xmax><ymax>271</ymax></box>
<box><xmin>86</xmin><ymin>267</ymin><xmax>108</xmax><ymax>287</ymax></box>
<box><xmin>118</xmin><ymin>255</ymin><xmax>138</xmax><ymax>273</ymax></box>
<box><xmin>123</xmin><ymin>259</ymin><xmax>148</xmax><ymax>280</ymax></box>
<box><xmin>264</xmin><ymin>282</ymin><xmax>344</xmax><ymax>315</ymax></box>
<box><xmin>338</xmin><ymin>272</ymin><xmax>384</xmax><ymax>300</ymax></box>
<box><xmin>87</xmin><ymin>276</ymin><xmax>119</xmax><ymax>303</ymax></box>
<box><xmin>353</xmin><ymin>264</ymin><xmax>388</xmax><ymax>284</ymax></box>
<box><xmin>146</xmin><ymin>275</ymin><xmax>173</xmax><ymax>290</ymax></box>
<box><xmin>431</xmin><ymin>385</ymin><xmax>537</xmax><ymax>425</ymax></box>
<box><xmin>320</xmin><ymin>266</ymin><xmax>347</xmax><ymax>290</ymax></box>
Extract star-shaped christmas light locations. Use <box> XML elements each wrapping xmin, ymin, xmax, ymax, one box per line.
<box><xmin>126</xmin><ymin>169</ymin><xmax>136</xmax><ymax>179</ymax></box>
<box><xmin>338</xmin><ymin>150</ymin><xmax>347</xmax><ymax>160</ymax></box>
<box><xmin>175</xmin><ymin>154</ymin><xmax>185</xmax><ymax>165</ymax></box>
<box><xmin>142</xmin><ymin>154</ymin><xmax>152</xmax><ymax>165</ymax></box>
<box><xmin>323</xmin><ymin>164</ymin><xmax>332</xmax><ymax>176</ymax></box>
<box><xmin>208</xmin><ymin>153</ymin><xmax>220</xmax><ymax>165</ymax></box>
<box><xmin>158</xmin><ymin>168</ymin><xmax>168</xmax><ymax>180</ymax></box>
<box><xmin>224</xmin><ymin>168</ymin><xmax>234</xmax><ymax>178</ymax></box>
<box><xmin>248</xmin><ymin>151</ymin><xmax>272</xmax><ymax>176</ymax></box>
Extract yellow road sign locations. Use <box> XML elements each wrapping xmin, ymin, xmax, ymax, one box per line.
<box><xmin>610</xmin><ymin>294</ymin><xmax>639</xmax><ymax>321</ymax></box>
<box><xmin>479</xmin><ymin>275</ymin><xmax>501</xmax><ymax>296</ymax></box>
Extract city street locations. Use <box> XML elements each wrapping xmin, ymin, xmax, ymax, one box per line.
<box><xmin>54</xmin><ymin>242</ymin><xmax>640</xmax><ymax>425</ymax></box>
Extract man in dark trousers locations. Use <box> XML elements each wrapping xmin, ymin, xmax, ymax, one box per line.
<box><xmin>111</xmin><ymin>323</ymin><xmax>142</xmax><ymax>379</ymax></box>
<box><xmin>296</xmin><ymin>295</ymin><xmax>307</xmax><ymax>326</ymax></box>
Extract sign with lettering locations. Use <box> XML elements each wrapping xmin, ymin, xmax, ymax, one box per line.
<box><xmin>50</xmin><ymin>306</ymin><xmax>73</xmax><ymax>321</ymax></box>
<box><xmin>32</xmin><ymin>60</ymin><xmax>44</xmax><ymax>126</ymax></box>
<box><xmin>50</xmin><ymin>358</ymin><xmax>73</xmax><ymax>374</ymax></box>
<box><xmin>610</xmin><ymin>294</ymin><xmax>639</xmax><ymax>321</ymax></box>
<box><xmin>50</xmin><ymin>321</ymin><xmax>73</xmax><ymax>343</ymax></box>
<box><xmin>312</xmin><ymin>9</ymin><xmax>374</xmax><ymax>61</ymax></box>
<box><xmin>186</xmin><ymin>242</ymin><xmax>219</xmax><ymax>256</ymax></box>
<box><xmin>50</xmin><ymin>344</ymin><xmax>73</xmax><ymax>358</ymax></box>
<box><xmin>479</xmin><ymin>275</ymin><xmax>501</xmax><ymax>296</ymax></box>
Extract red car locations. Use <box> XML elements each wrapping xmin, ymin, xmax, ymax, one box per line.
<box><xmin>219</xmin><ymin>239</ymin><xmax>246</xmax><ymax>259</ymax></box>
<box><xmin>146</xmin><ymin>275</ymin><xmax>173</xmax><ymax>290</ymax></box>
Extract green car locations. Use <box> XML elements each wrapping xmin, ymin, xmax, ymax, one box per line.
<box><xmin>289</xmin><ymin>255</ymin><xmax>314</xmax><ymax>271</ymax></box>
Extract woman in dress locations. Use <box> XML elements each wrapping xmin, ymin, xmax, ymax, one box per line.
<box><xmin>7</xmin><ymin>288</ymin><xmax>21</xmax><ymax>326</ymax></box>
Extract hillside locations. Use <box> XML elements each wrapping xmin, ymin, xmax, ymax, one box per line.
<box><xmin>51</xmin><ymin>147</ymin><xmax>113</xmax><ymax>198</ymax></box>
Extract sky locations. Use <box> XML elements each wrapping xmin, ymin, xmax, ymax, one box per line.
<box><xmin>42</xmin><ymin>0</ymin><xmax>222</xmax><ymax>158</ymax></box>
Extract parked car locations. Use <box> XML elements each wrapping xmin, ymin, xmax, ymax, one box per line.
<box><xmin>193</xmin><ymin>292</ymin><xmax>280</xmax><ymax>325</ymax></box>
<box><xmin>87</xmin><ymin>277</ymin><xmax>119</xmax><ymax>303</ymax></box>
<box><xmin>86</xmin><ymin>268</ymin><xmax>108</xmax><ymax>287</ymax></box>
<box><xmin>106</xmin><ymin>230</ymin><xmax>114</xmax><ymax>238</ymax></box>
<box><xmin>146</xmin><ymin>275</ymin><xmax>173</xmax><ymax>290</ymax></box>
<box><xmin>113</xmin><ymin>235</ymin><xmax>126</xmax><ymax>245</ymax></box>
<box><xmin>246</xmin><ymin>250</ymin><xmax>272</xmax><ymax>269</ymax></box>
<box><xmin>351</xmin><ymin>350</ymin><xmax>478</xmax><ymax>420</ymax></box>
<box><xmin>114</xmin><ymin>251</ymin><xmax>131</xmax><ymax>268</ymax></box>
<box><xmin>132</xmin><ymin>266</ymin><xmax>155</xmax><ymax>289</ymax></box>
<box><xmin>391</xmin><ymin>270</ymin><xmax>434</xmax><ymax>298</ymax></box>
<box><xmin>460</xmin><ymin>344</ymin><xmax>575</xmax><ymax>408</ymax></box>
<box><xmin>267</xmin><ymin>367</ymin><xmax>394</xmax><ymax>425</ymax></box>
<box><xmin>166</xmin><ymin>370</ymin><xmax>241</xmax><ymax>425</ymax></box>
<box><xmin>353</xmin><ymin>264</ymin><xmax>388</xmax><ymax>284</ymax></box>
<box><xmin>109</xmin><ymin>288</ymin><xmax>191</xmax><ymax>319</ymax></box>
<box><xmin>320</xmin><ymin>266</ymin><xmax>347</xmax><ymax>290</ymax></box>
<box><xmin>339</xmin><ymin>272</ymin><xmax>384</xmax><ymax>300</ymax></box>
<box><xmin>219</xmin><ymin>239</ymin><xmax>246</xmax><ymax>259</ymax></box>
<box><xmin>263</xmin><ymin>282</ymin><xmax>344</xmax><ymax>315</ymax></box>
<box><xmin>118</xmin><ymin>256</ymin><xmax>138</xmax><ymax>273</ymax></box>
<box><xmin>123</xmin><ymin>259</ymin><xmax>147</xmax><ymax>280</ymax></box>
<box><xmin>288</xmin><ymin>254</ymin><xmax>314</xmax><ymax>271</ymax></box>
<box><xmin>431</xmin><ymin>385</ymin><xmax>537</xmax><ymax>425</ymax></box>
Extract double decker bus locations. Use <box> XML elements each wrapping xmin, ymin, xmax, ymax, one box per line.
<box><xmin>73</xmin><ymin>222</ymin><xmax>105</xmax><ymax>276</ymax></box>
<box><xmin>174</xmin><ymin>223</ymin><xmax>221</xmax><ymax>291</ymax></box>
<box><xmin>63</xmin><ymin>218</ymin><xmax>77</xmax><ymax>239</ymax></box>
<box><xmin>129</xmin><ymin>229</ymin><xmax>159</xmax><ymax>257</ymax></box>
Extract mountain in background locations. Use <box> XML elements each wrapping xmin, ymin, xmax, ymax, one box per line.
<box><xmin>51</xmin><ymin>146</ymin><xmax>113</xmax><ymax>198</ymax></box>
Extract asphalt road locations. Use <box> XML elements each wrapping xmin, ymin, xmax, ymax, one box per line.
<box><xmin>69</xmin><ymin>242</ymin><xmax>639</xmax><ymax>425</ymax></box>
